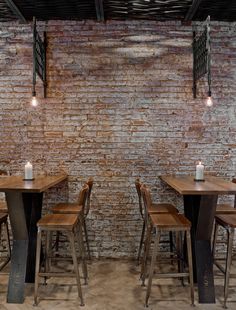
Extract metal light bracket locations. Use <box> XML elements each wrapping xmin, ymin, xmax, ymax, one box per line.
<box><xmin>33</xmin><ymin>17</ymin><xmax>47</xmax><ymax>98</ymax></box>
<box><xmin>192</xmin><ymin>16</ymin><xmax>211</xmax><ymax>98</ymax></box>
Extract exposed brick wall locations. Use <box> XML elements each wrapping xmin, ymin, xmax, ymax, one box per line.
<box><xmin>0</xmin><ymin>20</ymin><xmax>236</xmax><ymax>257</ymax></box>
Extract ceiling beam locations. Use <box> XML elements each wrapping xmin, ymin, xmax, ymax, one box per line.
<box><xmin>95</xmin><ymin>0</ymin><xmax>104</xmax><ymax>22</ymax></box>
<box><xmin>4</xmin><ymin>0</ymin><xmax>27</xmax><ymax>22</ymax></box>
<box><xmin>185</xmin><ymin>0</ymin><xmax>203</xmax><ymax>21</ymax></box>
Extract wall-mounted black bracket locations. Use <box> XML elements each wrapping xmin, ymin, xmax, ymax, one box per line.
<box><xmin>4</xmin><ymin>0</ymin><xmax>27</xmax><ymax>23</ymax></box>
<box><xmin>33</xmin><ymin>17</ymin><xmax>47</xmax><ymax>98</ymax></box>
<box><xmin>192</xmin><ymin>16</ymin><xmax>211</xmax><ymax>98</ymax></box>
<box><xmin>95</xmin><ymin>0</ymin><xmax>104</xmax><ymax>22</ymax></box>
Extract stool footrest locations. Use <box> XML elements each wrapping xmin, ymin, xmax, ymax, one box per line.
<box><xmin>154</xmin><ymin>272</ymin><xmax>189</xmax><ymax>278</ymax></box>
<box><xmin>47</xmin><ymin>256</ymin><xmax>82</xmax><ymax>261</ymax></box>
<box><xmin>38</xmin><ymin>272</ymin><xmax>79</xmax><ymax>278</ymax></box>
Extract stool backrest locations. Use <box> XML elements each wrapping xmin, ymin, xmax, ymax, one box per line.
<box><xmin>84</xmin><ymin>177</ymin><xmax>93</xmax><ymax>217</ymax></box>
<box><xmin>77</xmin><ymin>184</ymin><xmax>89</xmax><ymax>213</ymax></box>
<box><xmin>135</xmin><ymin>178</ymin><xmax>144</xmax><ymax>219</ymax></box>
<box><xmin>140</xmin><ymin>184</ymin><xmax>152</xmax><ymax>225</ymax></box>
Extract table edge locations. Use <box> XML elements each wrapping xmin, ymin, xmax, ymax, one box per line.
<box><xmin>0</xmin><ymin>174</ymin><xmax>68</xmax><ymax>193</ymax></box>
<box><xmin>160</xmin><ymin>175</ymin><xmax>236</xmax><ymax>195</ymax></box>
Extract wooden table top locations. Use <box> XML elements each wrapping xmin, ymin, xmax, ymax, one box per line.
<box><xmin>0</xmin><ymin>174</ymin><xmax>67</xmax><ymax>193</ymax></box>
<box><xmin>160</xmin><ymin>175</ymin><xmax>236</xmax><ymax>195</ymax></box>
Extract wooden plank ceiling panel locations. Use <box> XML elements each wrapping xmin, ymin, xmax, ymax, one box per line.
<box><xmin>12</xmin><ymin>0</ymin><xmax>97</xmax><ymax>20</ymax></box>
<box><xmin>103</xmin><ymin>0</ymin><xmax>193</xmax><ymax>20</ymax></box>
<box><xmin>0</xmin><ymin>0</ymin><xmax>18</xmax><ymax>21</ymax></box>
<box><xmin>0</xmin><ymin>0</ymin><xmax>236</xmax><ymax>22</ymax></box>
<box><xmin>193</xmin><ymin>0</ymin><xmax>236</xmax><ymax>21</ymax></box>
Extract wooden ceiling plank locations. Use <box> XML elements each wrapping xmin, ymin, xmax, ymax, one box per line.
<box><xmin>0</xmin><ymin>0</ymin><xmax>235</xmax><ymax>22</ymax></box>
<box><xmin>4</xmin><ymin>0</ymin><xmax>27</xmax><ymax>22</ymax></box>
<box><xmin>185</xmin><ymin>0</ymin><xmax>203</xmax><ymax>21</ymax></box>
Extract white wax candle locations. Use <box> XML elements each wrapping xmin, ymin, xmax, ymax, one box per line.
<box><xmin>196</xmin><ymin>161</ymin><xmax>204</xmax><ymax>180</ymax></box>
<box><xmin>25</xmin><ymin>162</ymin><xmax>33</xmax><ymax>180</ymax></box>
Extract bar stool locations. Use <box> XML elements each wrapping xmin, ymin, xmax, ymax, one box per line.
<box><xmin>34</xmin><ymin>213</ymin><xmax>85</xmax><ymax>306</ymax></box>
<box><xmin>140</xmin><ymin>185</ymin><xmax>194</xmax><ymax>307</ymax></box>
<box><xmin>52</xmin><ymin>180</ymin><xmax>93</xmax><ymax>259</ymax></box>
<box><xmin>135</xmin><ymin>179</ymin><xmax>178</xmax><ymax>263</ymax></box>
<box><xmin>0</xmin><ymin>213</ymin><xmax>11</xmax><ymax>270</ymax></box>
<box><xmin>212</xmin><ymin>214</ymin><xmax>236</xmax><ymax>308</ymax></box>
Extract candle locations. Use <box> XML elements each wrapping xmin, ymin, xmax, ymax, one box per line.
<box><xmin>195</xmin><ymin>161</ymin><xmax>204</xmax><ymax>180</ymax></box>
<box><xmin>25</xmin><ymin>162</ymin><xmax>33</xmax><ymax>180</ymax></box>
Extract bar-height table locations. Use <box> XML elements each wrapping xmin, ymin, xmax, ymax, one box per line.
<box><xmin>0</xmin><ymin>174</ymin><xmax>67</xmax><ymax>303</ymax></box>
<box><xmin>160</xmin><ymin>175</ymin><xmax>236</xmax><ymax>303</ymax></box>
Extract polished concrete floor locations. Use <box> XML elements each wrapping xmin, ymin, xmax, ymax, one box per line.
<box><xmin>0</xmin><ymin>258</ymin><xmax>236</xmax><ymax>310</ymax></box>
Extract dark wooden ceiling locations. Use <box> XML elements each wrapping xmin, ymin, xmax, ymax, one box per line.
<box><xmin>0</xmin><ymin>0</ymin><xmax>236</xmax><ymax>23</ymax></box>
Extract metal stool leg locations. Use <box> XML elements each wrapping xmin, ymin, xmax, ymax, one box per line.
<box><xmin>137</xmin><ymin>221</ymin><xmax>145</xmax><ymax>263</ymax></box>
<box><xmin>145</xmin><ymin>228</ymin><xmax>161</xmax><ymax>307</ymax></box>
<box><xmin>76</xmin><ymin>219</ymin><xmax>88</xmax><ymax>284</ymax></box>
<box><xmin>55</xmin><ymin>231</ymin><xmax>60</xmax><ymax>255</ymax></box>
<box><xmin>34</xmin><ymin>228</ymin><xmax>42</xmax><ymax>306</ymax></box>
<box><xmin>176</xmin><ymin>231</ymin><xmax>185</xmax><ymax>286</ymax></box>
<box><xmin>169</xmin><ymin>231</ymin><xmax>173</xmax><ymax>253</ymax></box>
<box><xmin>83</xmin><ymin>218</ymin><xmax>91</xmax><ymax>260</ymax></box>
<box><xmin>43</xmin><ymin>231</ymin><xmax>52</xmax><ymax>285</ymax></box>
<box><xmin>186</xmin><ymin>231</ymin><xmax>194</xmax><ymax>306</ymax></box>
<box><xmin>169</xmin><ymin>231</ymin><xmax>175</xmax><ymax>265</ymax></box>
<box><xmin>141</xmin><ymin>224</ymin><xmax>152</xmax><ymax>285</ymax></box>
<box><xmin>4</xmin><ymin>219</ymin><xmax>11</xmax><ymax>261</ymax></box>
<box><xmin>68</xmin><ymin>231</ymin><xmax>84</xmax><ymax>306</ymax></box>
<box><xmin>176</xmin><ymin>231</ymin><xmax>180</xmax><ymax>270</ymax></box>
<box><xmin>224</xmin><ymin>228</ymin><xmax>234</xmax><ymax>309</ymax></box>
<box><xmin>212</xmin><ymin>221</ymin><xmax>219</xmax><ymax>258</ymax></box>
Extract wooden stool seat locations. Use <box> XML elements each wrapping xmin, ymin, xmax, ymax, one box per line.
<box><xmin>37</xmin><ymin>213</ymin><xmax>79</xmax><ymax>230</ymax></box>
<box><xmin>52</xmin><ymin>203</ymin><xmax>82</xmax><ymax>214</ymax></box>
<box><xmin>216</xmin><ymin>203</ymin><xmax>236</xmax><ymax>214</ymax></box>
<box><xmin>215</xmin><ymin>213</ymin><xmax>236</xmax><ymax>228</ymax></box>
<box><xmin>34</xmin><ymin>213</ymin><xmax>86</xmax><ymax>306</ymax></box>
<box><xmin>149</xmin><ymin>213</ymin><xmax>191</xmax><ymax>230</ymax></box>
<box><xmin>149</xmin><ymin>203</ymin><xmax>178</xmax><ymax>214</ymax></box>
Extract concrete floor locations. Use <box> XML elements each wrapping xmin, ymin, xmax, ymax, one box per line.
<box><xmin>0</xmin><ymin>259</ymin><xmax>236</xmax><ymax>310</ymax></box>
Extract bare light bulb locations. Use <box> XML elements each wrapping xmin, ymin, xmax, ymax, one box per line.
<box><xmin>31</xmin><ymin>95</ymin><xmax>38</xmax><ymax>107</ymax></box>
<box><xmin>206</xmin><ymin>95</ymin><xmax>213</xmax><ymax>107</ymax></box>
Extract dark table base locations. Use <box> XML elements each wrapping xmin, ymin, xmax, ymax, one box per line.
<box><xmin>6</xmin><ymin>192</ymin><xmax>43</xmax><ymax>303</ymax></box>
<box><xmin>184</xmin><ymin>195</ymin><xmax>218</xmax><ymax>303</ymax></box>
